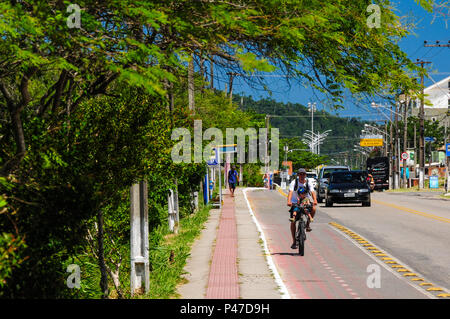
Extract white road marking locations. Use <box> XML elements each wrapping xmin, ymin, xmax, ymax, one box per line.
<box><xmin>243</xmin><ymin>188</ymin><xmax>291</xmax><ymax>299</ymax></box>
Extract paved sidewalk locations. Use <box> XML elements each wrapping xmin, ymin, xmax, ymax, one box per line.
<box><xmin>177</xmin><ymin>188</ymin><xmax>282</xmax><ymax>299</ymax></box>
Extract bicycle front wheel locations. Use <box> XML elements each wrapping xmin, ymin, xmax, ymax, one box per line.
<box><xmin>297</xmin><ymin>221</ymin><xmax>305</xmax><ymax>256</ymax></box>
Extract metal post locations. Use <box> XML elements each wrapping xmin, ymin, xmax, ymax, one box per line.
<box><xmin>394</xmin><ymin>100</ymin><xmax>399</xmax><ymax>189</ymax></box>
<box><xmin>130</xmin><ymin>181</ymin><xmax>150</xmax><ymax>296</ymax></box>
<box><xmin>205</xmin><ymin>166</ymin><xmax>209</xmax><ymax>205</ymax></box>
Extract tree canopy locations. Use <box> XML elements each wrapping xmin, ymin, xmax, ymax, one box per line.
<box><xmin>0</xmin><ymin>0</ymin><xmax>430</xmax><ymax>175</ymax></box>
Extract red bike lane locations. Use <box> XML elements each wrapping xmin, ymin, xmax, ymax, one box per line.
<box><xmin>246</xmin><ymin>189</ymin><xmax>430</xmax><ymax>299</ymax></box>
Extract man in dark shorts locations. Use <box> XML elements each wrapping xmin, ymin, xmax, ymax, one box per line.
<box><xmin>228</xmin><ymin>165</ymin><xmax>239</xmax><ymax>197</ymax></box>
<box><xmin>287</xmin><ymin>168</ymin><xmax>317</xmax><ymax>249</ymax></box>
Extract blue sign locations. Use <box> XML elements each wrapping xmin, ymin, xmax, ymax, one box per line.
<box><xmin>446</xmin><ymin>143</ymin><xmax>450</xmax><ymax>157</ymax></box>
<box><xmin>425</xmin><ymin>137</ymin><xmax>435</xmax><ymax>143</ymax></box>
<box><xmin>207</xmin><ymin>148</ymin><xmax>220</xmax><ymax>165</ymax></box>
<box><xmin>429</xmin><ymin>175</ymin><xmax>439</xmax><ymax>189</ymax></box>
<box><xmin>400</xmin><ymin>167</ymin><xmax>410</xmax><ymax>179</ymax></box>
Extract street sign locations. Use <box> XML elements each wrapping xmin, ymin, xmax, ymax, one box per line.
<box><xmin>429</xmin><ymin>175</ymin><xmax>439</xmax><ymax>189</ymax></box>
<box><xmin>360</xmin><ymin>139</ymin><xmax>383</xmax><ymax>147</ymax></box>
<box><xmin>446</xmin><ymin>143</ymin><xmax>450</xmax><ymax>156</ymax></box>
<box><xmin>360</xmin><ymin>134</ymin><xmax>383</xmax><ymax>147</ymax></box>
<box><xmin>216</xmin><ymin>144</ymin><xmax>237</xmax><ymax>153</ymax></box>
<box><xmin>425</xmin><ymin>137</ymin><xmax>435</xmax><ymax>143</ymax></box>
<box><xmin>401</xmin><ymin>152</ymin><xmax>408</xmax><ymax>160</ymax></box>
<box><xmin>207</xmin><ymin>148</ymin><xmax>219</xmax><ymax>165</ymax></box>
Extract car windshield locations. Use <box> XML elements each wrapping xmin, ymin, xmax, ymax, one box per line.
<box><xmin>323</xmin><ymin>168</ymin><xmax>347</xmax><ymax>179</ymax></box>
<box><xmin>331</xmin><ymin>172</ymin><xmax>366</xmax><ymax>184</ymax></box>
<box><xmin>307</xmin><ymin>173</ymin><xmax>317</xmax><ymax>179</ymax></box>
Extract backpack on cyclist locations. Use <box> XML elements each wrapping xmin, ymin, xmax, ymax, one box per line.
<box><xmin>294</xmin><ymin>176</ymin><xmax>310</xmax><ymax>194</ymax></box>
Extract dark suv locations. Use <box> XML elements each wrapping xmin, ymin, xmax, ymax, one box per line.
<box><xmin>325</xmin><ymin>171</ymin><xmax>371</xmax><ymax>207</ymax></box>
<box><xmin>317</xmin><ymin>165</ymin><xmax>350</xmax><ymax>203</ymax></box>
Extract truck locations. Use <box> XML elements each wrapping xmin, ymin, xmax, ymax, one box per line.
<box><xmin>366</xmin><ymin>157</ymin><xmax>389</xmax><ymax>190</ymax></box>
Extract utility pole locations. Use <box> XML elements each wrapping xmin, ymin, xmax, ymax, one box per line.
<box><xmin>384</xmin><ymin>121</ymin><xmax>388</xmax><ymax>156</ymax></box>
<box><xmin>445</xmin><ymin>118</ymin><xmax>449</xmax><ymax>193</ymax></box>
<box><xmin>227</xmin><ymin>72</ymin><xmax>238</xmax><ymax>105</ymax></box>
<box><xmin>188</xmin><ymin>54</ymin><xmax>195</xmax><ymax>113</ymax></box>
<box><xmin>413</xmin><ymin>59</ymin><xmax>431</xmax><ymax>189</ymax></box>
<box><xmin>414</xmin><ymin>122</ymin><xmax>417</xmax><ymax>179</ymax></box>
<box><xmin>389</xmin><ymin>103</ymin><xmax>394</xmax><ymax>189</ymax></box>
<box><xmin>403</xmin><ymin>96</ymin><xmax>408</xmax><ymax>188</ymax></box>
<box><xmin>394</xmin><ymin>99</ymin><xmax>399</xmax><ymax>189</ymax></box>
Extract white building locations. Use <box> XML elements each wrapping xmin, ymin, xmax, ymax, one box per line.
<box><xmin>412</xmin><ymin>75</ymin><xmax>450</xmax><ymax>124</ymax></box>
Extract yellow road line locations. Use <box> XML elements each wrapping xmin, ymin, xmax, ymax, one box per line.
<box><xmin>329</xmin><ymin>222</ymin><xmax>449</xmax><ymax>298</ymax></box>
<box><xmin>277</xmin><ymin>186</ymin><xmax>288</xmax><ymax>198</ymax></box>
<box><xmin>372</xmin><ymin>199</ymin><xmax>450</xmax><ymax>224</ymax></box>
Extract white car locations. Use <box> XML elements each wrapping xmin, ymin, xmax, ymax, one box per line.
<box><xmin>306</xmin><ymin>172</ymin><xmax>318</xmax><ymax>190</ymax></box>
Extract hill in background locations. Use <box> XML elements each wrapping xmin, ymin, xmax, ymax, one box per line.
<box><xmin>234</xmin><ymin>94</ymin><xmax>368</xmax><ymax>156</ymax></box>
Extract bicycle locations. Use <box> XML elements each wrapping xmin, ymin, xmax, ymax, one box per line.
<box><xmin>293</xmin><ymin>204</ymin><xmax>312</xmax><ymax>256</ymax></box>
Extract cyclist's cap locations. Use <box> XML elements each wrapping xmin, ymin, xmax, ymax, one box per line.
<box><xmin>297</xmin><ymin>186</ymin><xmax>307</xmax><ymax>194</ymax></box>
<box><xmin>297</xmin><ymin>168</ymin><xmax>307</xmax><ymax>174</ymax></box>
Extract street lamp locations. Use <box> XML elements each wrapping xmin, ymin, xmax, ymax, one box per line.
<box><xmin>364</xmin><ymin>124</ymin><xmax>390</xmax><ymax>137</ymax></box>
<box><xmin>371</xmin><ymin>102</ymin><xmax>404</xmax><ymax>120</ymax></box>
<box><xmin>303</xmin><ymin>129</ymin><xmax>331</xmax><ymax>155</ymax></box>
<box><xmin>308</xmin><ymin>102</ymin><xmax>317</xmax><ymax>153</ymax></box>
<box><xmin>282</xmin><ymin>145</ymin><xmax>289</xmax><ymax>188</ymax></box>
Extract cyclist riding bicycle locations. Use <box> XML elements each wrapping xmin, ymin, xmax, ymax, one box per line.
<box><xmin>287</xmin><ymin>168</ymin><xmax>317</xmax><ymax>249</ymax></box>
<box><xmin>289</xmin><ymin>187</ymin><xmax>314</xmax><ymax>223</ymax></box>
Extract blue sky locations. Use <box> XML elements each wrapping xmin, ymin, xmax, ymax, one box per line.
<box><xmin>215</xmin><ymin>1</ymin><xmax>449</xmax><ymax>122</ymax></box>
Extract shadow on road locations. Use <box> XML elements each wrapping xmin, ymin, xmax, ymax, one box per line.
<box><xmin>272</xmin><ymin>252</ymin><xmax>299</xmax><ymax>257</ymax></box>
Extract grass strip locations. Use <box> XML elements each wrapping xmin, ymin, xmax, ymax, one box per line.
<box><xmin>135</xmin><ymin>204</ymin><xmax>211</xmax><ymax>299</ymax></box>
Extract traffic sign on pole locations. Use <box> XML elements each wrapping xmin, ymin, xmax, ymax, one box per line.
<box><xmin>401</xmin><ymin>152</ymin><xmax>408</xmax><ymax>160</ymax></box>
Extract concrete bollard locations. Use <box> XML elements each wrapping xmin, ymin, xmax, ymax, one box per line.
<box><xmin>130</xmin><ymin>181</ymin><xmax>150</xmax><ymax>296</ymax></box>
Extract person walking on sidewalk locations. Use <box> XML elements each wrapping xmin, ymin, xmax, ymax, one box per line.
<box><xmin>228</xmin><ymin>165</ymin><xmax>239</xmax><ymax>197</ymax></box>
<box><xmin>287</xmin><ymin>168</ymin><xmax>317</xmax><ymax>249</ymax></box>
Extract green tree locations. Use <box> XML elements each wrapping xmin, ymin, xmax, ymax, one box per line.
<box><xmin>1</xmin><ymin>0</ymin><xmax>430</xmax><ymax>176</ymax></box>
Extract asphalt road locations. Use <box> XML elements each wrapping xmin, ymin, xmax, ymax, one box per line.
<box><xmin>246</xmin><ymin>188</ymin><xmax>450</xmax><ymax>299</ymax></box>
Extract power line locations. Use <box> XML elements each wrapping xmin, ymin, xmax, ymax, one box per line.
<box><xmin>267</xmin><ymin>114</ymin><xmax>382</xmax><ymax>118</ymax></box>
<box><xmin>280</xmin><ymin>135</ymin><xmax>360</xmax><ymax>139</ymax></box>
<box><xmin>423</xmin><ymin>40</ymin><xmax>450</xmax><ymax>48</ymax></box>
